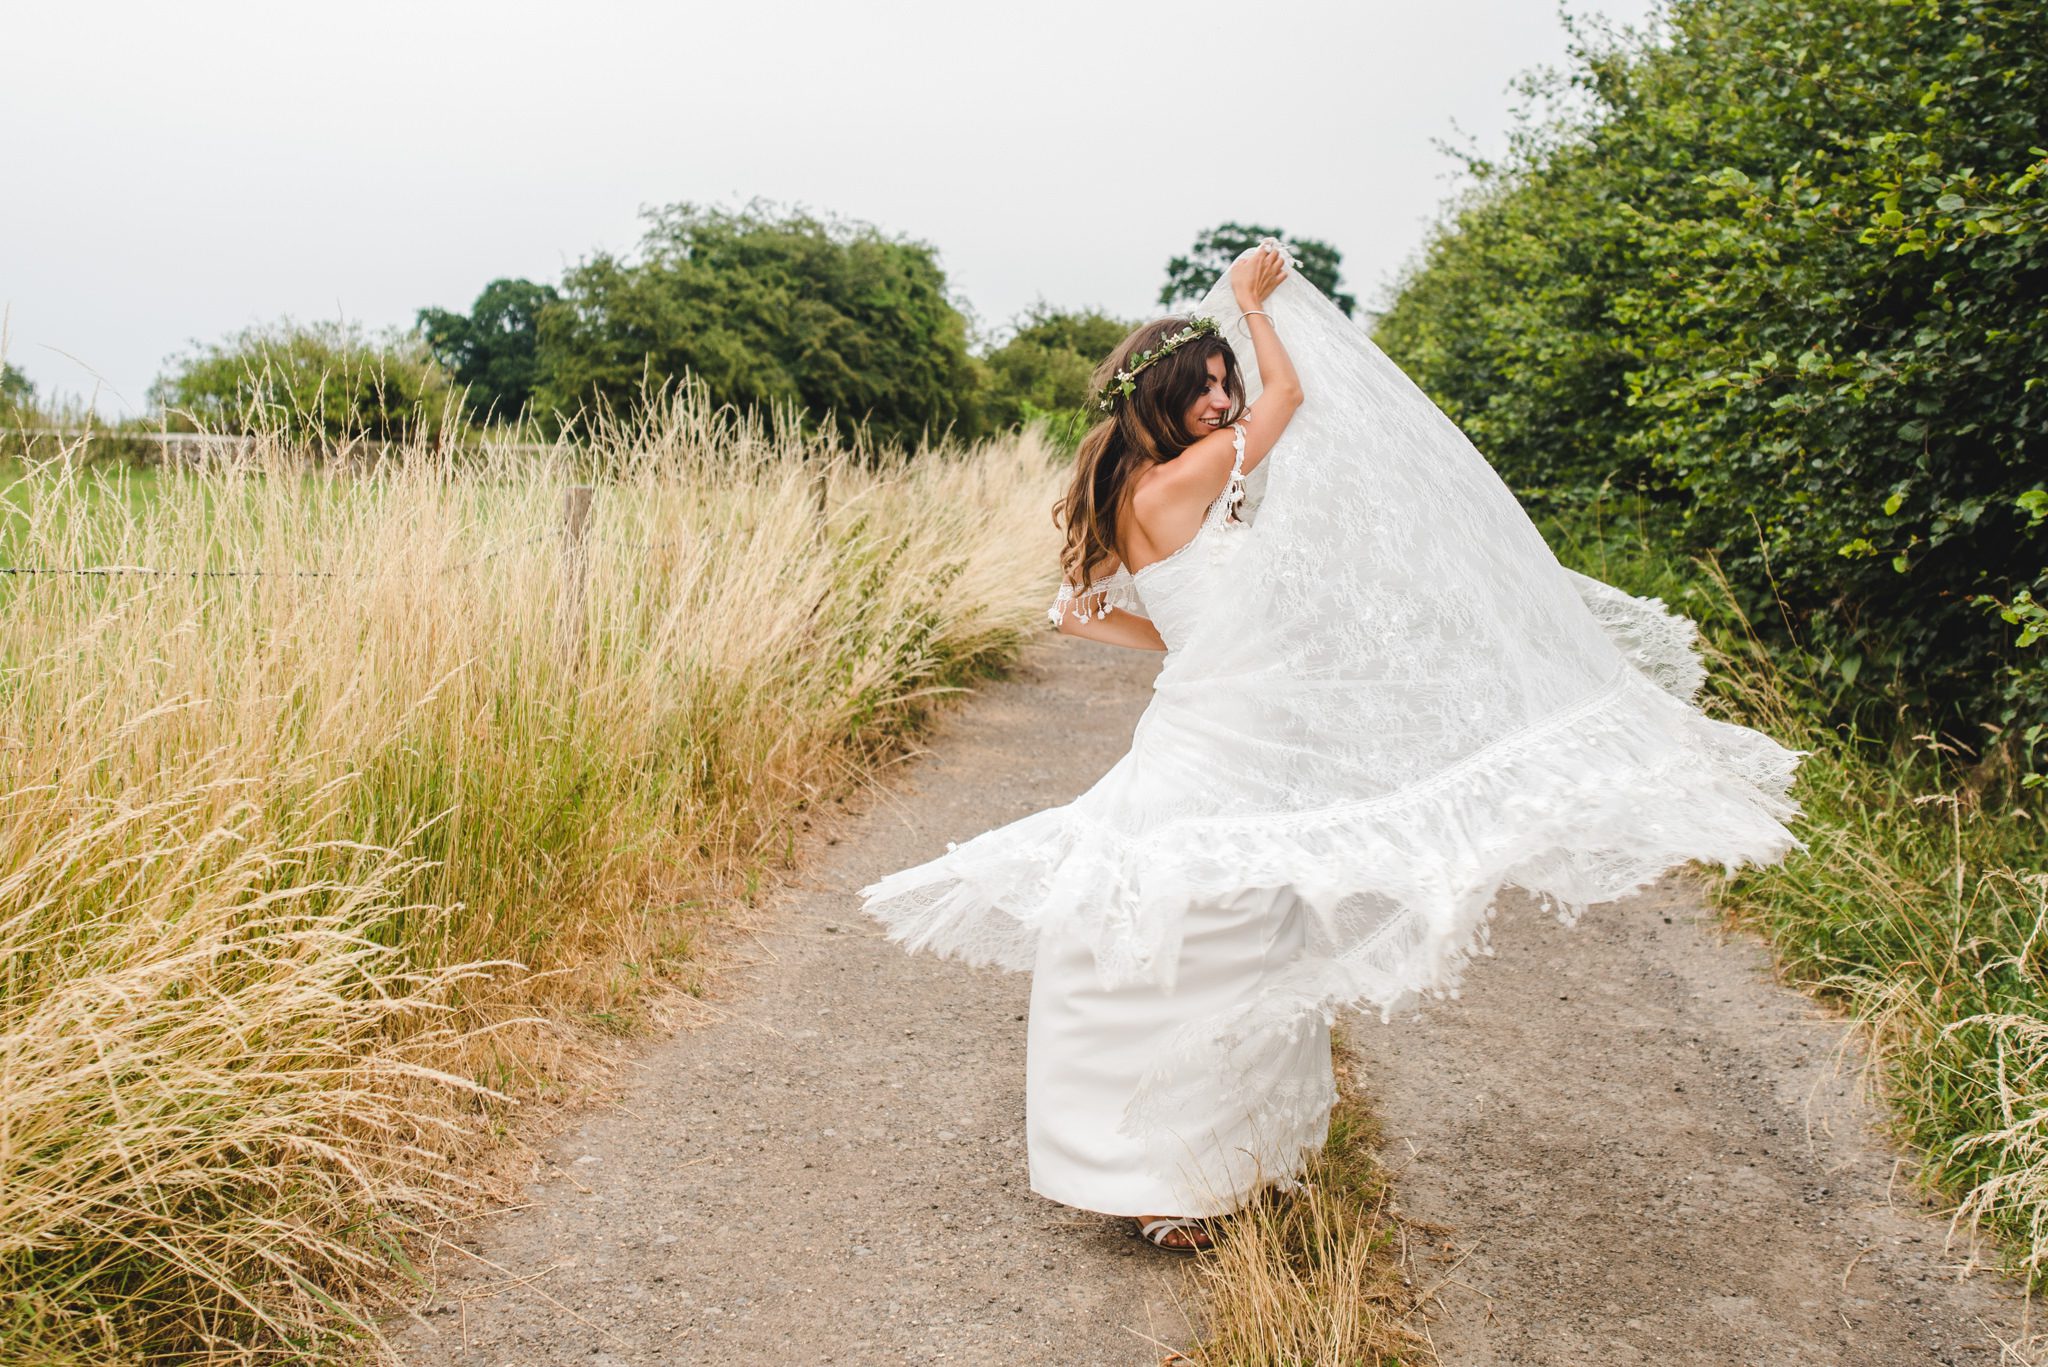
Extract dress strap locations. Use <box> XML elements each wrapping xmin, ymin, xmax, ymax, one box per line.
<box><xmin>1202</xmin><ymin>421</ymin><xmax>1249</xmax><ymax>531</ymax></box>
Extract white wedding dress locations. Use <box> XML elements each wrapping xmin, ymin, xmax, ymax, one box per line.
<box><xmin>860</xmin><ymin>242</ymin><xmax>1807</xmax><ymax>1217</ymax></box>
<box><xmin>1026</xmin><ymin>422</ymin><xmax>1337</xmax><ymax>1216</ymax></box>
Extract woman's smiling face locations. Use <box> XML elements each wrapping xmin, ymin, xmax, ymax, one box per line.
<box><xmin>1183</xmin><ymin>353</ymin><xmax>1232</xmax><ymax>440</ymax></box>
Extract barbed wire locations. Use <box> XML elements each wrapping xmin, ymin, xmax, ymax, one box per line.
<box><xmin>0</xmin><ymin>564</ymin><xmax>340</xmax><ymax>579</ymax></box>
<box><xmin>0</xmin><ymin>526</ymin><xmax>551</xmax><ymax>582</ymax></box>
<box><xmin>0</xmin><ymin>524</ymin><xmax>716</xmax><ymax>582</ymax></box>
<box><xmin>420</xmin><ymin>528</ymin><xmax>553</xmax><ymax>576</ymax></box>
<box><xmin>595</xmin><ymin>531</ymin><xmax>696</xmax><ymax>554</ymax></box>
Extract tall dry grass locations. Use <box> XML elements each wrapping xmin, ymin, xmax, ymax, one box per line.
<box><xmin>0</xmin><ymin>393</ymin><xmax>1063</xmax><ymax>1362</ymax></box>
<box><xmin>1179</xmin><ymin>1048</ymin><xmax>1436</xmax><ymax>1367</ymax></box>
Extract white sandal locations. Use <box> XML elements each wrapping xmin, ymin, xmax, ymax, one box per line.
<box><xmin>1135</xmin><ymin>1215</ymin><xmax>1214</xmax><ymax>1253</ymax></box>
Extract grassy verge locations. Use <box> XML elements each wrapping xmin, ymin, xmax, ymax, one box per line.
<box><xmin>1545</xmin><ymin>497</ymin><xmax>2048</xmax><ymax>1283</ymax></box>
<box><xmin>1181</xmin><ymin>1041</ymin><xmax>1436</xmax><ymax>1366</ymax></box>
<box><xmin>0</xmin><ymin>399</ymin><xmax>1063</xmax><ymax>1362</ymax></box>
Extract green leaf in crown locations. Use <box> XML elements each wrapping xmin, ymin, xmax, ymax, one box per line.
<box><xmin>1093</xmin><ymin>317</ymin><xmax>1220</xmax><ymax>413</ymax></box>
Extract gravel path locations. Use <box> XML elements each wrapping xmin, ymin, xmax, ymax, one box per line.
<box><xmin>1358</xmin><ymin>879</ymin><xmax>2034</xmax><ymax>1364</ymax></box>
<box><xmin>397</xmin><ymin>632</ymin><xmax>2033</xmax><ymax>1366</ymax></box>
<box><xmin>397</xmin><ymin>636</ymin><xmax>1196</xmax><ymax>1367</ymax></box>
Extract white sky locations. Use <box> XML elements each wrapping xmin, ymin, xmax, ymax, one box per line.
<box><xmin>1</xmin><ymin>0</ymin><xmax>1656</xmax><ymax>418</ymax></box>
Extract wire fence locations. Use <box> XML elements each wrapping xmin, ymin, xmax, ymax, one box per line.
<box><xmin>2</xmin><ymin>426</ymin><xmax>583</xmax><ymax>585</ymax></box>
<box><xmin>0</xmin><ymin>529</ymin><xmax>555</xmax><ymax>581</ymax></box>
<box><xmin>0</xmin><ymin>486</ymin><xmax>722</xmax><ymax>580</ymax></box>
<box><xmin>1</xmin><ymin>427</ymin><xmax>560</xmax><ymax>462</ymax></box>
<box><xmin>0</xmin><ymin>483</ymin><xmax>829</xmax><ymax>660</ymax></box>
<box><xmin>1</xmin><ymin>489</ymin><xmax>607</xmax><ymax>661</ymax></box>
<box><xmin>1</xmin><ymin>461</ymin><xmax>833</xmax><ymax>586</ymax></box>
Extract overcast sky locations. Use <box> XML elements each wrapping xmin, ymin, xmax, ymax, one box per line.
<box><xmin>2</xmin><ymin>0</ymin><xmax>1657</xmax><ymax>419</ymax></box>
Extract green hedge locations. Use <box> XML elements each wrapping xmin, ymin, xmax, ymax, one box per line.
<box><xmin>148</xmin><ymin>321</ymin><xmax>454</xmax><ymax>446</ymax></box>
<box><xmin>1376</xmin><ymin>0</ymin><xmax>2047</xmax><ymax>767</ymax></box>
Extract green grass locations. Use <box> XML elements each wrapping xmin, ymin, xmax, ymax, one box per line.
<box><xmin>1544</xmin><ymin>495</ymin><xmax>2048</xmax><ymax>1282</ymax></box>
<box><xmin>0</xmin><ymin>453</ymin><xmax>163</xmax><ymax>559</ymax></box>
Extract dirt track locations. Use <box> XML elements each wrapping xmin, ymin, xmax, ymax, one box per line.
<box><xmin>1358</xmin><ymin>878</ymin><xmax>2031</xmax><ymax>1365</ymax></box>
<box><xmin>396</xmin><ymin>632</ymin><xmax>2031</xmax><ymax>1365</ymax></box>
<box><xmin>396</xmin><ymin>636</ymin><xmax>1196</xmax><ymax>1365</ymax></box>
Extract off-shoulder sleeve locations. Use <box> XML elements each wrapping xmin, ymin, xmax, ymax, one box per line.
<box><xmin>1047</xmin><ymin>563</ymin><xmax>1148</xmax><ymax>628</ymax></box>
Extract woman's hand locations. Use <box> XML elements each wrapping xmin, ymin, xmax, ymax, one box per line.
<box><xmin>1230</xmin><ymin>243</ymin><xmax>1290</xmax><ymax>309</ymax></box>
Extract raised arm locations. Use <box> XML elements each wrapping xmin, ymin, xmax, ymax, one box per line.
<box><xmin>1128</xmin><ymin>245</ymin><xmax>1304</xmax><ymax>555</ymax></box>
<box><xmin>1228</xmin><ymin>245</ymin><xmax>1303</xmax><ymax>475</ymax></box>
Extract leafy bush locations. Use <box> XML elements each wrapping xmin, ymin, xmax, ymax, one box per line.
<box><xmin>536</xmin><ymin>202</ymin><xmax>984</xmax><ymax>450</ymax></box>
<box><xmin>0</xmin><ymin>362</ymin><xmax>32</xmax><ymax>421</ymax></box>
<box><xmin>150</xmin><ymin>319</ymin><xmax>455</xmax><ymax>446</ymax></box>
<box><xmin>1376</xmin><ymin>0</ymin><xmax>2048</xmax><ymax>763</ymax></box>
<box><xmin>978</xmin><ymin>303</ymin><xmax>1133</xmax><ymax>437</ymax></box>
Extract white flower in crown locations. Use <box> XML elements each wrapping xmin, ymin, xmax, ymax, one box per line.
<box><xmin>1090</xmin><ymin>316</ymin><xmax>1220</xmax><ymax>415</ymax></box>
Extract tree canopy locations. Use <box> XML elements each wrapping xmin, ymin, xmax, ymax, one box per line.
<box><xmin>978</xmin><ymin>304</ymin><xmax>1134</xmax><ymax>437</ymax></box>
<box><xmin>417</xmin><ymin>278</ymin><xmax>559</xmax><ymax>424</ymax></box>
<box><xmin>535</xmin><ymin>203</ymin><xmax>983</xmax><ymax>448</ymax></box>
<box><xmin>1160</xmin><ymin>223</ymin><xmax>1356</xmax><ymax>317</ymax></box>
<box><xmin>1374</xmin><ymin>0</ymin><xmax>2047</xmax><ymax>757</ymax></box>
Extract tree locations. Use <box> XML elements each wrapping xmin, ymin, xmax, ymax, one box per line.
<box><xmin>150</xmin><ymin>319</ymin><xmax>454</xmax><ymax>445</ymax></box>
<box><xmin>417</xmin><ymin>278</ymin><xmax>559</xmax><ymax>424</ymax></box>
<box><xmin>535</xmin><ymin>203</ymin><xmax>984</xmax><ymax>448</ymax></box>
<box><xmin>1375</xmin><ymin>0</ymin><xmax>2048</xmax><ymax>747</ymax></box>
<box><xmin>1160</xmin><ymin>223</ymin><xmax>1357</xmax><ymax>316</ymax></box>
<box><xmin>980</xmin><ymin>303</ymin><xmax>1134</xmax><ymax>434</ymax></box>
<box><xmin>0</xmin><ymin>362</ymin><xmax>34</xmax><ymax>419</ymax></box>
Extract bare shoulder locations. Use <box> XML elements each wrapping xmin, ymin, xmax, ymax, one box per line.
<box><xmin>1133</xmin><ymin>429</ymin><xmax>1239</xmax><ymax>510</ymax></box>
<box><xmin>1124</xmin><ymin>431</ymin><xmax>1242</xmax><ymax>565</ymax></box>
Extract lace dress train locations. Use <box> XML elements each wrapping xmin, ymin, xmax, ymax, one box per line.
<box><xmin>860</xmin><ymin>241</ymin><xmax>1806</xmax><ymax>1220</ymax></box>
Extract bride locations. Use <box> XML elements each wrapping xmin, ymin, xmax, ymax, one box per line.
<box><xmin>860</xmin><ymin>239</ymin><xmax>1805</xmax><ymax>1252</ymax></box>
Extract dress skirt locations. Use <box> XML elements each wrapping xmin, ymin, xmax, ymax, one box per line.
<box><xmin>1025</xmin><ymin>882</ymin><xmax>1336</xmax><ymax>1219</ymax></box>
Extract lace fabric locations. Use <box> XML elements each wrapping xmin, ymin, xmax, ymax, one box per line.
<box><xmin>1046</xmin><ymin>568</ymin><xmax>1145</xmax><ymax>628</ymax></box>
<box><xmin>863</xmin><ymin>237</ymin><xmax>1807</xmax><ymax>1183</ymax></box>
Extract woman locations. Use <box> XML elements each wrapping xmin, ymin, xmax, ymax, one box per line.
<box><xmin>860</xmin><ymin>239</ymin><xmax>1805</xmax><ymax>1252</ymax></box>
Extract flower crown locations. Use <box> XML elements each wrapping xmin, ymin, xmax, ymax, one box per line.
<box><xmin>1093</xmin><ymin>316</ymin><xmax>1220</xmax><ymax>413</ymax></box>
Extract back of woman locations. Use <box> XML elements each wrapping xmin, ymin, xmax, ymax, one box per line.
<box><xmin>861</xmin><ymin>237</ymin><xmax>1804</xmax><ymax>1253</ymax></box>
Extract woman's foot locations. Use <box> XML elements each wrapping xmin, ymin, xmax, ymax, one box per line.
<box><xmin>1134</xmin><ymin>1214</ymin><xmax>1214</xmax><ymax>1252</ymax></box>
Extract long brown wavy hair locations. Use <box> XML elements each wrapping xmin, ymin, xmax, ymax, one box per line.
<box><xmin>1053</xmin><ymin>316</ymin><xmax>1248</xmax><ymax>594</ymax></box>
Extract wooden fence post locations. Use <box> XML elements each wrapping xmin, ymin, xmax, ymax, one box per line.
<box><xmin>559</xmin><ymin>484</ymin><xmax>592</xmax><ymax>663</ymax></box>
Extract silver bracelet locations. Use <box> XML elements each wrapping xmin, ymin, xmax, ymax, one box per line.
<box><xmin>1238</xmin><ymin>310</ymin><xmax>1272</xmax><ymax>334</ymax></box>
